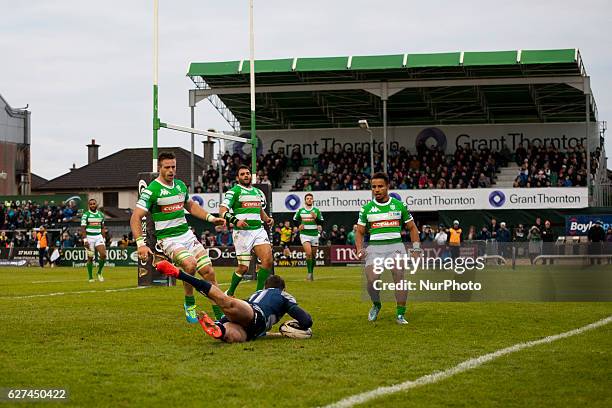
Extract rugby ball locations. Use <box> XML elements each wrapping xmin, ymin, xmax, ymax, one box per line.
<box><xmin>279</xmin><ymin>320</ymin><xmax>312</xmax><ymax>339</ymax></box>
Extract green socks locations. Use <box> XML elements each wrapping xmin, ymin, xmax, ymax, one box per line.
<box><xmin>226</xmin><ymin>272</ymin><xmax>243</xmax><ymax>296</ymax></box>
<box><xmin>212</xmin><ymin>304</ymin><xmax>223</xmax><ymax>320</ymax></box>
<box><xmin>396</xmin><ymin>305</ymin><xmax>406</xmax><ymax>317</ymax></box>
<box><xmin>185</xmin><ymin>295</ymin><xmax>196</xmax><ymax>307</ymax></box>
<box><xmin>256</xmin><ymin>267</ymin><xmax>271</xmax><ymax>291</ymax></box>
<box><xmin>97</xmin><ymin>259</ymin><xmax>105</xmax><ymax>276</ymax></box>
<box><xmin>87</xmin><ymin>262</ymin><xmax>93</xmax><ymax>280</ymax></box>
<box><xmin>306</xmin><ymin>258</ymin><xmax>314</xmax><ymax>276</ymax></box>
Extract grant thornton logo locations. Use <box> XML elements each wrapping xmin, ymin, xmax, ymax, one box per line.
<box><xmin>233</xmin><ymin>133</ymin><xmax>263</xmax><ymax>157</ymax></box>
<box><xmin>488</xmin><ymin>190</ymin><xmax>506</xmax><ymax>208</ymax></box>
<box><xmin>191</xmin><ymin>195</ymin><xmax>204</xmax><ymax>207</ymax></box>
<box><xmin>285</xmin><ymin>194</ymin><xmax>301</xmax><ymax>211</ymax></box>
<box><xmin>415</xmin><ymin>127</ymin><xmax>448</xmax><ymax>152</ymax></box>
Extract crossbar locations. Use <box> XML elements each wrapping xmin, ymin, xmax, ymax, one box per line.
<box><xmin>160</xmin><ymin>122</ymin><xmax>251</xmax><ymax>144</ymax></box>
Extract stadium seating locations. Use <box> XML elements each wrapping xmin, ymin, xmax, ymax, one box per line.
<box><xmin>196</xmin><ymin>150</ymin><xmax>288</xmax><ymax>193</ymax></box>
<box><xmin>292</xmin><ymin>145</ymin><xmax>499</xmax><ymax>191</ymax></box>
<box><xmin>290</xmin><ymin>143</ymin><xmax>599</xmax><ymax>191</ymax></box>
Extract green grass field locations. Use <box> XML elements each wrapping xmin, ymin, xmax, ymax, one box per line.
<box><xmin>1</xmin><ymin>266</ymin><xmax>611</xmax><ymax>407</ymax></box>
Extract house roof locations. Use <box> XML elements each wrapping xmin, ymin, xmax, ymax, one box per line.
<box><xmin>30</xmin><ymin>173</ymin><xmax>48</xmax><ymax>190</ymax></box>
<box><xmin>35</xmin><ymin>147</ymin><xmax>207</xmax><ymax>191</ymax></box>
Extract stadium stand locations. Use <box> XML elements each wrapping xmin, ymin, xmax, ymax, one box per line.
<box><xmin>512</xmin><ymin>143</ymin><xmax>592</xmax><ymax>188</ymax></box>
<box><xmin>199</xmin><ymin>149</ymin><xmax>288</xmax><ymax>193</ymax></box>
<box><xmin>292</xmin><ymin>144</ymin><xmax>501</xmax><ymax>191</ymax></box>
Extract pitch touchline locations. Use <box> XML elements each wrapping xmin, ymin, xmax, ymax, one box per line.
<box><xmin>2</xmin><ymin>286</ymin><xmax>149</xmax><ymax>299</ymax></box>
<box><xmin>322</xmin><ymin>315</ymin><xmax>612</xmax><ymax>408</ymax></box>
<box><xmin>31</xmin><ymin>279</ymin><xmax>90</xmax><ymax>284</ymax></box>
<box><xmin>8</xmin><ymin>275</ymin><xmax>343</xmax><ymax>298</ymax></box>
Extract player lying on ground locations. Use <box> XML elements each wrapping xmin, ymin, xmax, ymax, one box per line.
<box><xmin>130</xmin><ymin>151</ymin><xmax>226</xmax><ymax>322</ymax></box>
<box><xmin>293</xmin><ymin>193</ymin><xmax>324</xmax><ymax>281</ymax></box>
<box><xmin>355</xmin><ymin>172</ymin><xmax>421</xmax><ymax>325</ymax></box>
<box><xmin>157</xmin><ymin>260</ymin><xmax>313</xmax><ymax>343</ymax></box>
<box><xmin>81</xmin><ymin>198</ymin><xmax>107</xmax><ymax>282</ymax></box>
<box><xmin>219</xmin><ymin>165</ymin><xmax>274</xmax><ymax>296</ymax></box>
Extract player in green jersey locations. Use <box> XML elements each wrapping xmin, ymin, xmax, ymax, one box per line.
<box><xmin>219</xmin><ymin>165</ymin><xmax>274</xmax><ymax>296</ymax></box>
<box><xmin>355</xmin><ymin>172</ymin><xmax>420</xmax><ymax>325</ymax></box>
<box><xmin>81</xmin><ymin>198</ymin><xmax>107</xmax><ymax>282</ymax></box>
<box><xmin>293</xmin><ymin>193</ymin><xmax>324</xmax><ymax>281</ymax></box>
<box><xmin>130</xmin><ymin>152</ymin><xmax>226</xmax><ymax>323</ymax></box>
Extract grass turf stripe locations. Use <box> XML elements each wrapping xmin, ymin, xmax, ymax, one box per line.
<box><xmin>322</xmin><ymin>315</ymin><xmax>612</xmax><ymax>408</ymax></box>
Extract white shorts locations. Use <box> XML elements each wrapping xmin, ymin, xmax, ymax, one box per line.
<box><xmin>233</xmin><ymin>228</ymin><xmax>270</xmax><ymax>256</ymax></box>
<box><xmin>158</xmin><ymin>230</ymin><xmax>206</xmax><ymax>261</ymax></box>
<box><xmin>364</xmin><ymin>243</ymin><xmax>407</xmax><ymax>267</ymax></box>
<box><xmin>299</xmin><ymin>234</ymin><xmax>319</xmax><ymax>246</ymax></box>
<box><xmin>85</xmin><ymin>235</ymin><xmax>105</xmax><ymax>251</ymax></box>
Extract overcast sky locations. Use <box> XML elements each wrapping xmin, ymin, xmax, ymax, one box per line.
<box><xmin>1</xmin><ymin>0</ymin><xmax>611</xmax><ymax>180</ymax></box>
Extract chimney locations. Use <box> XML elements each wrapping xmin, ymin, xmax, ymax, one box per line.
<box><xmin>87</xmin><ymin>139</ymin><xmax>100</xmax><ymax>164</ymax></box>
<box><xmin>202</xmin><ymin>129</ymin><xmax>215</xmax><ymax>166</ymax></box>
<box><xmin>69</xmin><ymin>163</ymin><xmax>77</xmax><ymax>172</ymax></box>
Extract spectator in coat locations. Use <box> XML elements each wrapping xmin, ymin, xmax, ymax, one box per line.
<box><xmin>587</xmin><ymin>220</ymin><xmax>606</xmax><ymax>265</ymax></box>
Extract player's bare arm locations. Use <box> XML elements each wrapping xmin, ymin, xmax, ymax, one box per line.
<box><xmin>406</xmin><ymin>219</ymin><xmax>421</xmax><ymax>258</ymax></box>
<box><xmin>355</xmin><ymin>224</ymin><xmax>366</xmax><ymax>260</ymax></box>
<box><xmin>184</xmin><ymin>200</ymin><xmax>225</xmax><ymax>226</ymax></box>
<box><xmin>80</xmin><ymin>224</ymin><xmax>88</xmax><ymax>246</ymax></box>
<box><xmin>130</xmin><ymin>206</ymin><xmax>153</xmax><ymax>260</ymax></box>
<box><xmin>261</xmin><ymin>208</ymin><xmax>274</xmax><ymax>227</ymax></box>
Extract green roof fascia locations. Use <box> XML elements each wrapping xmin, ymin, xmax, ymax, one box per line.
<box><xmin>406</xmin><ymin>52</ymin><xmax>461</xmax><ymax>68</ymax></box>
<box><xmin>296</xmin><ymin>56</ymin><xmax>349</xmax><ymax>72</ymax></box>
<box><xmin>241</xmin><ymin>58</ymin><xmax>294</xmax><ymax>74</ymax></box>
<box><xmin>520</xmin><ymin>49</ymin><xmax>576</xmax><ymax>64</ymax></box>
<box><xmin>463</xmin><ymin>50</ymin><xmax>518</xmax><ymax>66</ymax></box>
<box><xmin>188</xmin><ymin>61</ymin><xmax>241</xmax><ymax>76</ymax></box>
<box><xmin>350</xmin><ymin>54</ymin><xmax>405</xmax><ymax>70</ymax></box>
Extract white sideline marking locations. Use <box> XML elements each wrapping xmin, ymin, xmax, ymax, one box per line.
<box><xmin>2</xmin><ymin>286</ymin><xmax>148</xmax><ymax>299</ymax></box>
<box><xmin>31</xmin><ymin>279</ymin><xmax>87</xmax><ymax>284</ymax></box>
<box><xmin>9</xmin><ymin>275</ymin><xmax>342</xmax><ymax>297</ymax></box>
<box><xmin>322</xmin><ymin>315</ymin><xmax>612</xmax><ymax>408</ymax></box>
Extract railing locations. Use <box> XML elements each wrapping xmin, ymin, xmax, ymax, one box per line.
<box><xmin>592</xmin><ymin>183</ymin><xmax>612</xmax><ymax>207</ymax></box>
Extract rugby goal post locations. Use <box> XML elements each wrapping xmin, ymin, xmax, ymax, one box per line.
<box><xmin>138</xmin><ymin>0</ymin><xmax>261</xmax><ymax>286</ymax></box>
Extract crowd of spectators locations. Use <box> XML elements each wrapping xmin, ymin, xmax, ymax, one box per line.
<box><xmin>0</xmin><ymin>199</ymin><xmax>79</xmax><ymax>231</ymax></box>
<box><xmin>513</xmin><ymin>143</ymin><xmax>592</xmax><ymax>187</ymax></box>
<box><xmin>197</xmin><ymin>222</ymin><xmax>357</xmax><ymax>248</ymax></box>
<box><xmin>293</xmin><ymin>142</ymin><xmax>500</xmax><ymax>191</ymax></box>
<box><xmin>195</xmin><ymin>149</ymin><xmax>289</xmax><ymax>193</ymax></box>
<box><xmin>291</xmin><ymin>139</ymin><xmax>605</xmax><ymax>191</ymax></box>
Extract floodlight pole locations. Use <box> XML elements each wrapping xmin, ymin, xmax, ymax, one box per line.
<box><xmin>152</xmin><ymin>0</ymin><xmax>159</xmax><ymax>172</ymax></box>
<box><xmin>382</xmin><ymin>98</ymin><xmax>388</xmax><ymax>175</ymax></box>
<box><xmin>190</xmin><ymin>106</ymin><xmax>195</xmax><ymax>193</ymax></box>
<box><xmin>249</xmin><ymin>0</ymin><xmax>257</xmax><ymax>184</ymax></box>
<box><xmin>368</xmin><ymin>129</ymin><xmax>374</xmax><ymax>175</ymax></box>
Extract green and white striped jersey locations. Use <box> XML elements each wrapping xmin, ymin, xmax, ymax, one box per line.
<box><xmin>221</xmin><ymin>184</ymin><xmax>266</xmax><ymax>230</ymax></box>
<box><xmin>293</xmin><ymin>207</ymin><xmax>323</xmax><ymax>237</ymax></box>
<box><xmin>136</xmin><ymin>179</ymin><xmax>190</xmax><ymax>239</ymax></box>
<box><xmin>81</xmin><ymin>210</ymin><xmax>105</xmax><ymax>237</ymax></box>
<box><xmin>357</xmin><ymin>197</ymin><xmax>413</xmax><ymax>245</ymax></box>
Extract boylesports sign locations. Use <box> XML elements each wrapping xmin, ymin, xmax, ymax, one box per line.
<box><xmin>565</xmin><ymin>215</ymin><xmax>612</xmax><ymax>236</ymax></box>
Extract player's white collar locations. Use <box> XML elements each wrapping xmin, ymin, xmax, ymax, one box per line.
<box><xmin>156</xmin><ymin>178</ymin><xmax>175</xmax><ymax>188</ymax></box>
<box><xmin>374</xmin><ymin>197</ymin><xmax>391</xmax><ymax>206</ymax></box>
<box><xmin>304</xmin><ymin>205</ymin><xmax>313</xmax><ymax>210</ymax></box>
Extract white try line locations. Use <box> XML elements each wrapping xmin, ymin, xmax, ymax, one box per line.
<box><xmin>322</xmin><ymin>315</ymin><xmax>612</xmax><ymax>408</ymax></box>
<box><xmin>31</xmin><ymin>279</ymin><xmax>89</xmax><ymax>284</ymax></box>
<box><xmin>2</xmin><ymin>286</ymin><xmax>148</xmax><ymax>300</ymax></box>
